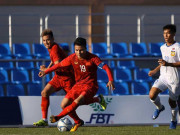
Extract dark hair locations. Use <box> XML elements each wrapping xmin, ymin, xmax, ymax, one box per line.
<box><xmin>74</xmin><ymin>37</ymin><xmax>87</xmax><ymax>48</ymax></box>
<box><xmin>41</xmin><ymin>29</ymin><xmax>54</xmax><ymax>38</ymax></box>
<box><xmin>163</xmin><ymin>24</ymin><xmax>176</xmax><ymax>34</ymax></box>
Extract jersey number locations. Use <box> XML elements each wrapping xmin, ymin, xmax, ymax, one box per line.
<box><xmin>80</xmin><ymin>65</ymin><xmax>86</xmax><ymax>72</ymax></box>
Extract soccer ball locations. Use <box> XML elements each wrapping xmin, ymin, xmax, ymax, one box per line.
<box><xmin>57</xmin><ymin>117</ymin><xmax>73</xmax><ymax>132</ymax></box>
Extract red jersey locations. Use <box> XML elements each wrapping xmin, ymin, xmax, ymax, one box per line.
<box><xmin>48</xmin><ymin>43</ymin><xmax>74</xmax><ymax>80</ymax></box>
<box><xmin>57</xmin><ymin>52</ymin><xmax>102</xmax><ymax>86</ymax></box>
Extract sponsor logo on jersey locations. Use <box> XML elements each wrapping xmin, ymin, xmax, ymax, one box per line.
<box><xmin>74</xmin><ymin>61</ymin><xmax>78</xmax><ymax>64</ymax></box>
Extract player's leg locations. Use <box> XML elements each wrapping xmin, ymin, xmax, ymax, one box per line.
<box><xmin>149</xmin><ymin>87</ymin><xmax>165</xmax><ymax>120</ymax></box>
<box><xmin>61</xmin><ymin>97</ymin><xmax>82</xmax><ymax>125</ymax></box>
<box><xmin>33</xmin><ymin>83</ymin><xmax>56</xmax><ymax>126</ymax></box>
<box><xmin>169</xmin><ymin>97</ymin><xmax>178</xmax><ymax>129</ymax></box>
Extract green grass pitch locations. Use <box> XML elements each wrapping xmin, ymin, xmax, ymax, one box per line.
<box><xmin>0</xmin><ymin>126</ymin><xmax>179</xmax><ymax>135</ymax></box>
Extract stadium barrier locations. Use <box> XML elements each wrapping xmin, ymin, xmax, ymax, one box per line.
<box><xmin>0</xmin><ymin>95</ymin><xmax>179</xmax><ymax>126</ymax></box>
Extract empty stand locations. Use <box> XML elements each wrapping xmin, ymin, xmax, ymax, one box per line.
<box><xmin>27</xmin><ymin>82</ymin><xmax>42</xmax><ymax>96</ymax></box>
<box><xmin>6</xmin><ymin>83</ymin><xmax>25</xmax><ymax>96</ymax></box>
<box><xmin>12</xmin><ymin>43</ymin><xmax>32</xmax><ymax>57</ymax></box>
<box><xmin>96</xmin><ymin>81</ymin><xmax>109</xmax><ymax>95</ymax></box>
<box><xmin>112</xmin><ymin>82</ymin><xmax>129</xmax><ymax>95</ymax></box>
<box><xmin>149</xmin><ymin>42</ymin><xmax>163</xmax><ymax>57</ymax></box>
<box><xmin>11</xmin><ymin>68</ymin><xmax>29</xmax><ymax>83</ymax></box>
<box><xmin>134</xmin><ymin>68</ymin><xmax>153</xmax><ymax>82</ymax></box>
<box><xmin>32</xmin><ymin>43</ymin><xmax>49</xmax><ymax>57</ymax></box>
<box><xmin>114</xmin><ymin>68</ymin><xmax>132</xmax><ymax>82</ymax></box>
<box><xmin>131</xmin><ymin>82</ymin><xmax>149</xmax><ymax>95</ymax></box>
<box><xmin>110</xmin><ymin>42</ymin><xmax>129</xmax><ymax>57</ymax></box>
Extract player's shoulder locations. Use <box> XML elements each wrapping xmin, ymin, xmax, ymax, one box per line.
<box><xmin>87</xmin><ymin>51</ymin><xmax>99</xmax><ymax>58</ymax></box>
<box><xmin>174</xmin><ymin>42</ymin><xmax>180</xmax><ymax>47</ymax></box>
<box><xmin>51</xmin><ymin>43</ymin><xmax>60</xmax><ymax>49</ymax></box>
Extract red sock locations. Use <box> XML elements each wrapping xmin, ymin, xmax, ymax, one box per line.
<box><xmin>56</xmin><ymin>102</ymin><xmax>78</xmax><ymax>120</ymax></box>
<box><xmin>41</xmin><ymin>96</ymin><xmax>49</xmax><ymax>119</ymax></box>
<box><xmin>68</xmin><ymin>111</ymin><xmax>81</xmax><ymax>124</ymax></box>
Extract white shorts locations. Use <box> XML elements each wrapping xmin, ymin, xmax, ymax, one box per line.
<box><xmin>152</xmin><ymin>76</ymin><xmax>180</xmax><ymax>101</ymax></box>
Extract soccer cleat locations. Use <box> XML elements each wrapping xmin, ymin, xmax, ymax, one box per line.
<box><xmin>49</xmin><ymin>115</ymin><xmax>59</xmax><ymax>123</ymax></box>
<box><xmin>70</xmin><ymin>120</ymin><xmax>84</xmax><ymax>132</ymax></box>
<box><xmin>33</xmin><ymin>119</ymin><xmax>48</xmax><ymax>126</ymax></box>
<box><xmin>99</xmin><ymin>94</ymin><xmax>107</xmax><ymax>110</ymax></box>
<box><xmin>169</xmin><ymin>121</ymin><xmax>177</xmax><ymax>129</ymax></box>
<box><xmin>152</xmin><ymin>105</ymin><xmax>165</xmax><ymax>120</ymax></box>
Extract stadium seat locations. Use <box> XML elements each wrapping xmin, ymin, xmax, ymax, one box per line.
<box><xmin>114</xmin><ymin>68</ymin><xmax>132</xmax><ymax>82</ymax></box>
<box><xmin>101</xmin><ymin>55</ymin><xmax>116</xmax><ymax>68</ymax></box>
<box><xmin>149</xmin><ymin>42</ymin><xmax>163</xmax><ymax>57</ymax></box>
<box><xmin>96</xmin><ymin>81</ymin><xmax>109</xmax><ymax>95</ymax></box>
<box><xmin>59</xmin><ymin>43</ymin><xmax>70</xmax><ymax>51</ymax></box>
<box><xmin>32</xmin><ymin>43</ymin><xmax>49</xmax><ymax>57</ymax></box>
<box><xmin>134</xmin><ymin>68</ymin><xmax>153</xmax><ymax>82</ymax></box>
<box><xmin>0</xmin><ymin>56</ymin><xmax>13</xmax><ymax>69</ymax></box>
<box><xmin>91</xmin><ymin>42</ymin><xmax>109</xmax><ymax>57</ymax></box>
<box><xmin>0</xmin><ymin>85</ymin><xmax>4</xmax><ymax>96</ymax></box>
<box><xmin>97</xmin><ymin>68</ymin><xmax>108</xmax><ymax>82</ymax></box>
<box><xmin>12</xmin><ymin>43</ymin><xmax>32</xmax><ymax>57</ymax></box>
<box><xmin>0</xmin><ymin>43</ymin><xmax>12</xmax><ymax>57</ymax></box>
<box><xmin>110</xmin><ymin>42</ymin><xmax>130</xmax><ymax>57</ymax></box>
<box><xmin>27</xmin><ymin>82</ymin><xmax>42</xmax><ymax>96</ymax></box>
<box><xmin>31</xmin><ymin>68</ymin><xmax>50</xmax><ymax>83</ymax></box>
<box><xmin>36</xmin><ymin>55</ymin><xmax>50</xmax><ymax>68</ymax></box>
<box><xmin>131</xmin><ymin>82</ymin><xmax>149</xmax><ymax>95</ymax></box>
<box><xmin>0</xmin><ymin>68</ymin><xmax>9</xmax><ymax>84</ymax></box>
<box><xmin>129</xmin><ymin>42</ymin><xmax>149</xmax><ymax>57</ymax></box>
<box><xmin>112</xmin><ymin>82</ymin><xmax>129</xmax><ymax>95</ymax></box>
<box><xmin>117</xmin><ymin>55</ymin><xmax>136</xmax><ymax>69</ymax></box>
<box><xmin>11</xmin><ymin>68</ymin><xmax>29</xmax><ymax>83</ymax></box>
<box><xmin>6</xmin><ymin>83</ymin><xmax>25</xmax><ymax>96</ymax></box>
<box><xmin>15</xmin><ymin>56</ymin><xmax>34</xmax><ymax>69</ymax></box>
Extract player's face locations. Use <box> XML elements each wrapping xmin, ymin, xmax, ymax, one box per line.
<box><xmin>163</xmin><ymin>29</ymin><xmax>175</xmax><ymax>44</ymax></box>
<box><xmin>74</xmin><ymin>45</ymin><xmax>86</xmax><ymax>59</ymax></box>
<box><xmin>42</xmin><ymin>35</ymin><xmax>54</xmax><ymax>49</ymax></box>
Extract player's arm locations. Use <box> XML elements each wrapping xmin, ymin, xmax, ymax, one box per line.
<box><xmin>98</xmin><ymin>62</ymin><xmax>115</xmax><ymax>90</ymax></box>
<box><xmin>39</xmin><ymin>57</ymin><xmax>71</xmax><ymax>77</ymax></box>
<box><xmin>148</xmin><ymin>64</ymin><xmax>161</xmax><ymax>77</ymax></box>
<box><xmin>158</xmin><ymin>59</ymin><xmax>180</xmax><ymax>67</ymax></box>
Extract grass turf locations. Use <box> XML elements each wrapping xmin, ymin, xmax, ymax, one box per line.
<box><xmin>0</xmin><ymin>126</ymin><xmax>179</xmax><ymax>135</ymax></box>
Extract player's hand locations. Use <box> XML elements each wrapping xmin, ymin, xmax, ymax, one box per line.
<box><xmin>148</xmin><ymin>70</ymin><xmax>156</xmax><ymax>76</ymax></box>
<box><xmin>158</xmin><ymin>59</ymin><xmax>167</xmax><ymax>66</ymax></box>
<box><xmin>38</xmin><ymin>71</ymin><xmax>45</xmax><ymax>77</ymax></box>
<box><xmin>106</xmin><ymin>81</ymin><xmax>115</xmax><ymax>91</ymax></box>
<box><xmin>40</xmin><ymin>65</ymin><xmax>47</xmax><ymax>71</ymax></box>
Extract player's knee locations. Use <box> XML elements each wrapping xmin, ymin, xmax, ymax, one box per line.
<box><xmin>41</xmin><ymin>90</ymin><xmax>49</xmax><ymax>97</ymax></box>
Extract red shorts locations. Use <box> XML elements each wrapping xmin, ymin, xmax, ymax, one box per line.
<box><xmin>65</xmin><ymin>83</ymin><xmax>98</xmax><ymax>104</ymax></box>
<box><xmin>48</xmin><ymin>74</ymin><xmax>75</xmax><ymax>93</ymax></box>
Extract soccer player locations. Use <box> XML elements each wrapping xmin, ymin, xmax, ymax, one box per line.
<box><xmin>148</xmin><ymin>24</ymin><xmax>180</xmax><ymax>129</ymax></box>
<box><xmin>39</xmin><ymin>37</ymin><xmax>115</xmax><ymax>131</ymax></box>
<box><xmin>33</xmin><ymin>29</ymin><xmax>81</xmax><ymax>126</ymax></box>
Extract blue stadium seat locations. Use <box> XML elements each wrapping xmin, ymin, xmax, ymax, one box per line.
<box><xmin>59</xmin><ymin>43</ymin><xmax>70</xmax><ymax>51</ymax></box>
<box><xmin>101</xmin><ymin>55</ymin><xmax>115</xmax><ymax>68</ymax></box>
<box><xmin>27</xmin><ymin>82</ymin><xmax>42</xmax><ymax>96</ymax></box>
<box><xmin>6</xmin><ymin>83</ymin><xmax>25</xmax><ymax>96</ymax></box>
<box><xmin>114</xmin><ymin>68</ymin><xmax>132</xmax><ymax>82</ymax></box>
<box><xmin>91</xmin><ymin>42</ymin><xmax>108</xmax><ymax>57</ymax></box>
<box><xmin>36</xmin><ymin>55</ymin><xmax>50</xmax><ymax>68</ymax></box>
<box><xmin>112</xmin><ymin>82</ymin><xmax>129</xmax><ymax>95</ymax></box>
<box><xmin>131</xmin><ymin>82</ymin><xmax>149</xmax><ymax>95</ymax></box>
<box><xmin>11</xmin><ymin>68</ymin><xmax>29</xmax><ymax>83</ymax></box>
<box><xmin>0</xmin><ymin>43</ymin><xmax>12</xmax><ymax>57</ymax></box>
<box><xmin>97</xmin><ymin>68</ymin><xmax>108</xmax><ymax>82</ymax></box>
<box><xmin>0</xmin><ymin>68</ymin><xmax>9</xmax><ymax>84</ymax></box>
<box><xmin>0</xmin><ymin>56</ymin><xmax>13</xmax><ymax>69</ymax></box>
<box><xmin>96</xmin><ymin>81</ymin><xmax>109</xmax><ymax>95</ymax></box>
<box><xmin>31</xmin><ymin>68</ymin><xmax>50</xmax><ymax>83</ymax></box>
<box><xmin>134</xmin><ymin>68</ymin><xmax>153</xmax><ymax>82</ymax></box>
<box><xmin>0</xmin><ymin>85</ymin><xmax>4</xmax><ymax>96</ymax></box>
<box><xmin>149</xmin><ymin>42</ymin><xmax>163</xmax><ymax>57</ymax></box>
<box><xmin>32</xmin><ymin>43</ymin><xmax>49</xmax><ymax>57</ymax></box>
<box><xmin>16</xmin><ymin>56</ymin><xmax>34</xmax><ymax>69</ymax></box>
<box><xmin>12</xmin><ymin>43</ymin><xmax>32</xmax><ymax>57</ymax></box>
<box><xmin>117</xmin><ymin>56</ymin><xmax>136</xmax><ymax>69</ymax></box>
<box><xmin>129</xmin><ymin>42</ymin><xmax>149</xmax><ymax>57</ymax></box>
<box><xmin>110</xmin><ymin>42</ymin><xmax>130</xmax><ymax>57</ymax></box>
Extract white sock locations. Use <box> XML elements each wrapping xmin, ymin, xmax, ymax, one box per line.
<box><xmin>171</xmin><ymin>106</ymin><xmax>178</xmax><ymax>122</ymax></box>
<box><xmin>150</xmin><ymin>96</ymin><xmax>163</xmax><ymax>110</ymax></box>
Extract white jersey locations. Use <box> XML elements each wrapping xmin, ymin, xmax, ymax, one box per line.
<box><xmin>160</xmin><ymin>42</ymin><xmax>180</xmax><ymax>85</ymax></box>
